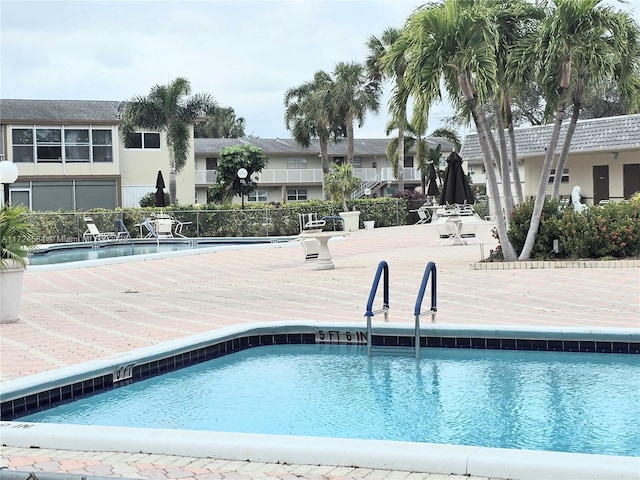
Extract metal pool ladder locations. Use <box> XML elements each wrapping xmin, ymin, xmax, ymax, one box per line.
<box><xmin>365</xmin><ymin>260</ymin><xmax>437</xmax><ymax>358</ymax></box>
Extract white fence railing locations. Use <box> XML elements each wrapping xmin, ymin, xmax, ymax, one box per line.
<box><xmin>194</xmin><ymin>167</ymin><xmax>421</xmax><ymax>190</ymax></box>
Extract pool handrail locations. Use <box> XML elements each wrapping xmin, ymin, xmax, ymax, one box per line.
<box><xmin>365</xmin><ymin>260</ymin><xmax>390</xmax><ymax>355</ymax></box>
<box><xmin>413</xmin><ymin>261</ymin><xmax>437</xmax><ymax>358</ymax></box>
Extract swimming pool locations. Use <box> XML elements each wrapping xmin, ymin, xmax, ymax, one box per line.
<box><xmin>17</xmin><ymin>343</ymin><xmax>639</xmax><ymax>457</ymax></box>
<box><xmin>2</xmin><ymin>322</ymin><xmax>639</xmax><ymax>480</ymax></box>
<box><xmin>28</xmin><ymin>236</ymin><xmax>295</xmax><ymax>267</ymax></box>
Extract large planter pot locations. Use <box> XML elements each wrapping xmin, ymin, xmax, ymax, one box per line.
<box><xmin>339</xmin><ymin>211</ymin><xmax>361</xmax><ymax>232</ymax></box>
<box><xmin>0</xmin><ymin>258</ymin><xmax>27</xmax><ymax>324</ymax></box>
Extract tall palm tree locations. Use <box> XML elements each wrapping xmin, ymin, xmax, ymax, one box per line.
<box><xmin>284</xmin><ymin>71</ymin><xmax>343</xmax><ymax>190</ymax></box>
<box><xmin>366</xmin><ymin>27</ymin><xmax>409</xmax><ymax>191</ymax></box>
<box><xmin>120</xmin><ymin>77</ymin><xmax>214</xmax><ymax>205</ymax></box>
<box><xmin>549</xmin><ymin>7</ymin><xmax>640</xmax><ymax>198</ymax></box>
<box><xmin>513</xmin><ymin>0</ymin><xmax>640</xmax><ymax>259</ymax></box>
<box><xmin>400</xmin><ymin>0</ymin><xmax>519</xmax><ymax>261</ymax></box>
<box><xmin>331</xmin><ymin>61</ymin><xmax>382</xmax><ymax>165</ymax></box>
<box><xmin>195</xmin><ymin>106</ymin><xmax>246</xmax><ymax>138</ymax></box>
<box><xmin>430</xmin><ymin>128</ymin><xmax>461</xmax><ymax>153</ymax></box>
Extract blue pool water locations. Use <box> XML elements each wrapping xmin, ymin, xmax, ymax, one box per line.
<box><xmin>20</xmin><ymin>344</ymin><xmax>640</xmax><ymax>456</ymax></box>
<box><xmin>29</xmin><ymin>241</ymin><xmax>250</xmax><ymax>266</ymax></box>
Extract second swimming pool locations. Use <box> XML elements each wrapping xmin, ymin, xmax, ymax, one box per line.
<box><xmin>15</xmin><ymin>343</ymin><xmax>640</xmax><ymax>457</ymax></box>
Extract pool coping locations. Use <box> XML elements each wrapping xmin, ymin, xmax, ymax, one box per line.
<box><xmin>1</xmin><ymin>322</ymin><xmax>639</xmax><ymax>480</ymax></box>
<box><xmin>27</xmin><ymin>237</ymin><xmax>300</xmax><ymax>272</ymax></box>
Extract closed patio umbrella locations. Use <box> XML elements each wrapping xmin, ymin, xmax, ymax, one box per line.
<box><xmin>426</xmin><ymin>163</ymin><xmax>440</xmax><ymax>197</ymax></box>
<box><xmin>155</xmin><ymin>170</ymin><xmax>166</xmax><ymax>208</ymax></box>
<box><xmin>438</xmin><ymin>152</ymin><xmax>474</xmax><ymax>205</ymax></box>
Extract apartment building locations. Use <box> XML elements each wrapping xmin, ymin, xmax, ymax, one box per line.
<box><xmin>461</xmin><ymin>114</ymin><xmax>640</xmax><ymax>205</ymax></box>
<box><xmin>1</xmin><ymin>99</ymin><xmax>454</xmax><ymax>210</ymax></box>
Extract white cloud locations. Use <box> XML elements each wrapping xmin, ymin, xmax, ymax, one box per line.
<box><xmin>2</xmin><ymin>0</ymin><xmax>639</xmax><ymax>141</ymax></box>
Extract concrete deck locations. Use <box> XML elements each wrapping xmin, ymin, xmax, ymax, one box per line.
<box><xmin>1</xmin><ymin>223</ymin><xmax>639</xmax><ymax>479</ymax></box>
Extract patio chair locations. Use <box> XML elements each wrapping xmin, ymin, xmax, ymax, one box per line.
<box><xmin>83</xmin><ymin>217</ymin><xmax>117</xmax><ymax>242</ymax></box>
<box><xmin>299</xmin><ymin>213</ymin><xmax>325</xmax><ymax>233</ymax></box>
<box><xmin>410</xmin><ymin>203</ymin><xmax>432</xmax><ymax>224</ymax></box>
<box><xmin>299</xmin><ymin>237</ymin><xmax>320</xmax><ymax>261</ymax></box>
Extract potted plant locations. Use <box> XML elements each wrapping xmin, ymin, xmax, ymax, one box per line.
<box><xmin>324</xmin><ymin>163</ymin><xmax>362</xmax><ymax>232</ymax></box>
<box><xmin>1</xmin><ymin>204</ymin><xmax>36</xmax><ymax>323</ymax></box>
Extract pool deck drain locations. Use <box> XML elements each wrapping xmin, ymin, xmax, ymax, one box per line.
<box><xmin>1</xmin><ymin>223</ymin><xmax>639</xmax><ymax>480</ymax></box>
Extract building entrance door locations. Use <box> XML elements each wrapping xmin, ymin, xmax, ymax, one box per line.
<box><xmin>623</xmin><ymin>164</ymin><xmax>640</xmax><ymax>199</ymax></box>
<box><xmin>592</xmin><ymin>165</ymin><xmax>609</xmax><ymax>204</ymax></box>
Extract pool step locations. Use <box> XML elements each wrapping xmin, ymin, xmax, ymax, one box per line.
<box><xmin>368</xmin><ymin>346</ymin><xmax>417</xmax><ymax>357</ymax></box>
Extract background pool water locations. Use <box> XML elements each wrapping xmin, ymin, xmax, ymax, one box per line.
<box><xmin>29</xmin><ymin>242</ymin><xmax>236</xmax><ymax>265</ymax></box>
<box><xmin>20</xmin><ymin>344</ymin><xmax>640</xmax><ymax>457</ymax></box>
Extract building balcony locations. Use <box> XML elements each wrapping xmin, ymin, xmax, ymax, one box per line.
<box><xmin>194</xmin><ymin>167</ymin><xmax>422</xmax><ymax>187</ymax></box>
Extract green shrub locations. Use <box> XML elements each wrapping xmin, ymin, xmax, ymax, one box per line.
<box><xmin>560</xmin><ymin>195</ymin><xmax>640</xmax><ymax>258</ymax></box>
<box><xmin>506</xmin><ymin>197</ymin><xmax>565</xmax><ymax>260</ymax></box>
<box><xmin>500</xmin><ymin>194</ymin><xmax>640</xmax><ymax>260</ymax></box>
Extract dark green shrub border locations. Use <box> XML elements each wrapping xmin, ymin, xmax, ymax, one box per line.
<box><xmin>26</xmin><ymin>198</ymin><xmax>409</xmax><ymax>242</ymax></box>
<box><xmin>499</xmin><ymin>194</ymin><xmax>640</xmax><ymax>260</ymax></box>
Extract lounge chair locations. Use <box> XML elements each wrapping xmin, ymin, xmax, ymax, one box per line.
<box><xmin>299</xmin><ymin>213</ymin><xmax>325</xmax><ymax>233</ymax></box>
<box><xmin>153</xmin><ymin>213</ymin><xmax>174</xmax><ymax>238</ymax></box>
<box><xmin>83</xmin><ymin>217</ymin><xmax>117</xmax><ymax>242</ymax></box>
<box><xmin>410</xmin><ymin>203</ymin><xmax>432</xmax><ymax>224</ymax></box>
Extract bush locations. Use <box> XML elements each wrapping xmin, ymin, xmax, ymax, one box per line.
<box><xmin>501</xmin><ymin>195</ymin><xmax>640</xmax><ymax>260</ymax></box>
<box><xmin>560</xmin><ymin>195</ymin><xmax>640</xmax><ymax>258</ymax></box>
<box><xmin>506</xmin><ymin>197</ymin><xmax>565</xmax><ymax>260</ymax></box>
<box><xmin>139</xmin><ymin>192</ymin><xmax>170</xmax><ymax>208</ymax></box>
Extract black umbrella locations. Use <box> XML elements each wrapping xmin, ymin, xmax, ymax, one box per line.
<box><xmin>426</xmin><ymin>163</ymin><xmax>440</xmax><ymax>197</ymax></box>
<box><xmin>438</xmin><ymin>152</ymin><xmax>474</xmax><ymax>205</ymax></box>
<box><xmin>155</xmin><ymin>170</ymin><xmax>166</xmax><ymax>208</ymax></box>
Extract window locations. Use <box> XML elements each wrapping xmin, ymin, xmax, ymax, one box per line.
<box><xmin>11</xmin><ymin>127</ymin><xmax>113</xmax><ymax>163</ymax></box>
<box><xmin>36</xmin><ymin>128</ymin><xmax>62</xmax><ymax>162</ymax></box>
<box><xmin>92</xmin><ymin>130</ymin><xmax>113</xmax><ymax>162</ymax></box>
<box><xmin>65</xmin><ymin>129</ymin><xmax>90</xmax><ymax>162</ymax></box>
<box><xmin>12</xmin><ymin>128</ymin><xmax>34</xmax><ymax>163</ymax></box>
<box><xmin>287</xmin><ymin>188</ymin><xmax>307</xmax><ymax>201</ymax></box>
<box><xmin>205</xmin><ymin>157</ymin><xmax>217</xmax><ymax>170</ymax></box>
<box><xmin>352</xmin><ymin>157</ymin><xmax>363</xmax><ymax>168</ymax></box>
<box><xmin>404</xmin><ymin>156</ymin><xmax>414</xmax><ymax>168</ymax></box>
<box><xmin>332</xmin><ymin>156</ymin><xmax>344</xmax><ymax>165</ymax></box>
<box><xmin>248</xmin><ymin>189</ymin><xmax>268</xmax><ymax>202</ymax></box>
<box><xmin>549</xmin><ymin>168</ymin><xmax>569</xmax><ymax>183</ymax></box>
<box><xmin>287</xmin><ymin>158</ymin><xmax>307</xmax><ymax>169</ymax></box>
<box><xmin>126</xmin><ymin>132</ymin><xmax>160</xmax><ymax>149</ymax></box>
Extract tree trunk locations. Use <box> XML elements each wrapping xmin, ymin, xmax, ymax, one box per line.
<box><xmin>320</xmin><ymin>137</ymin><xmax>329</xmax><ymax>200</ymax></box>
<box><xmin>397</xmin><ymin>122</ymin><xmax>405</xmax><ymax>192</ymax></box>
<box><xmin>519</xmin><ymin>59</ymin><xmax>571</xmax><ymax>260</ymax></box>
<box><xmin>346</xmin><ymin>115</ymin><xmax>355</xmax><ymax>164</ymax></box>
<box><xmin>459</xmin><ymin>73</ymin><xmax>517</xmax><ymax>261</ymax></box>
<box><xmin>169</xmin><ymin>167</ymin><xmax>177</xmax><ymax>206</ymax></box>
<box><xmin>551</xmin><ymin>78</ymin><xmax>583</xmax><ymax>199</ymax></box>
<box><xmin>494</xmin><ymin>99</ymin><xmax>513</xmax><ymax>225</ymax></box>
<box><xmin>505</xmin><ymin>95</ymin><xmax>524</xmax><ymax>203</ymax></box>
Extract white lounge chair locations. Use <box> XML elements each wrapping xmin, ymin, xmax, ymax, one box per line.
<box><xmin>83</xmin><ymin>217</ymin><xmax>117</xmax><ymax>242</ymax></box>
<box><xmin>410</xmin><ymin>203</ymin><xmax>432</xmax><ymax>224</ymax></box>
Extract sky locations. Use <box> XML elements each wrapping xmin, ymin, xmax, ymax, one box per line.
<box><xmin>1</xmin><ymin>0</ymin><xmax>639</xmax><ymax>141</ymax></box>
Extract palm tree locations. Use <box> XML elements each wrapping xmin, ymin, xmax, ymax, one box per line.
<box><xmin>549</xmin><ymin>7</ymin><xmax>640</xmax><ymax>198</ymax></box>
<box><xmin>366</xmin><ymin>27</ymin><xmax>409</xmax><ymax>190</ymax></box>
<box><xmin>400</xmin><ymin>0</ymin><xmax>519</xmax><ymax>261</ymax></box>
<box><xmin>284</xmin><ymin>71</ymin><xmax>342</xmax><ymax>185</ymax></box>
<box><xmin>330</xmin><ymin>61</ymin><xmax>382</xmax><ymax>165</ymax></box>
<box><xmin>195</xmin><ymin>106</ymin><xmax>246</xmax><ymax>138</ymax></box>
<box><xmin>324</xmin><ymin>163</ymin><xmax>362</xmax><ymax>212</ymax></box>
<box><xmin>120</xmin><ymin>77</ymin><xmax>214</xmax><ymax>205</ymax></box>
<box><xmin>430</xmin><ymin>128</ymin><xmax>461</xmax><ymax>153</ymax></box>
<box><xmin>513</xmin><ymin>0</ymin><xmax>640</xmax><ymax>259</ymax></box>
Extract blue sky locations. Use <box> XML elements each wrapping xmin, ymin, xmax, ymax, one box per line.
<box><xmin>1</xmin><ymin>0</ymin><xmax>639</xmax><ymax>140</ymax></box>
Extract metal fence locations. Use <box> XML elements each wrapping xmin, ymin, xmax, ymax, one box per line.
<box><xmin>26</xmin><ymin>199</ymin><xmax>410</xmax><ymax>244</ymax></box>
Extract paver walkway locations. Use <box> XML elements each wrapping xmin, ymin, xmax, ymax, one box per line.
<box><xmin>1</xmin><ymin>223</ymin><xmax>639</xmax><ymax>479</ymax></box>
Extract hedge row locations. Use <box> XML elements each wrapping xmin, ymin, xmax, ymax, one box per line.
<box><xmin>26</xmin><ymin>198</ymin><xmax>409</xmax><ymax>243</ymax></box>
<box><xmin>503</xmin><ymin>194</ymin><xmax>640</xmax><ymax>259</ymax></box>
